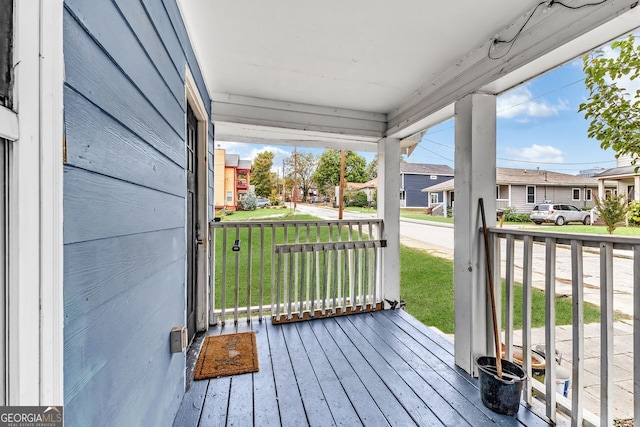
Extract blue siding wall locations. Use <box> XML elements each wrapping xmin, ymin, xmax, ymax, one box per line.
<box><xmin>403</xmin><ymin>174</ymin><xmax>453</xmax><ymax>207</ymax></box>
<box><xmin>63</xmin><ymin>1</ymin><xmax>212</xmax><ymax>425</ymax></box>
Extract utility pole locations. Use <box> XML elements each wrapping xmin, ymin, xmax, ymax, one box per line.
<box><xmin>293</xmin><ymin>147</ymin><xmax>297</xmax><ymax>211</ymax></box>
<box><xmin>339</xmin><ymin>149</ymin><xmax>346</xmax><ymax>220</ymax></box>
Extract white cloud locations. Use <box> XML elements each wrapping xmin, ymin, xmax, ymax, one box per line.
<box><xmin>505</xmin><ymin>144</ymin><xmax>565</xmax><ymax>164</ymax></box>
<box><xmin>497</xmin><ymin>86</ymin><xmax>569</xmax><ymax>119</ymax></box>
<box><xmin>215</xmin><ymin>141</ymin><xmax>293</xmax><ymax>174</ymax></box>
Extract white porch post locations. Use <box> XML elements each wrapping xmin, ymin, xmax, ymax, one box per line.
<box><xmin>634</xmin><ymin>175</ymin><xmax>640</xmax><ymax>201</ymax></box>
<box><xmin>598</xmin><ymin>179</ymin><xmax>605</xmax><ymax>199</ymax></box>
<box><xmin>453</xmin><ymin>93</ymin><xmax>497</xmax><ymax>375</ymax></box>
<box><xmin>378</xmin><ymin>137</ymin><xmax>401</xmax><ymax>306</ymax></box>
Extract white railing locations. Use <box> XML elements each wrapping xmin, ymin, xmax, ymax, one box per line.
<box><xmin>489</xmin><ymin>228</ymin><xmax>640</xmax><ymax>426</ymax></box>
<box><xmin>209</xmin><ymin>219</ymin><xmax>384</xmax><ymax>325</ymax></box>
<box><xmin>272</xmin><ymin>240</ymin><xmax>383</xmax><ymax>323</ymax></box>
<box><xmin>496</xmin><ymin>199</ymin><xmax>510</xmax><ymax>209</ymax></box>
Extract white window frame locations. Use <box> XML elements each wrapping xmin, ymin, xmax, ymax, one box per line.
<box><xmin>430</xmin><ymin>193</ymin><xmax>439</xmax><ymax>205</ymax></box>
<box><xmin>585</xmin><ymin>188</ymin><xmax>592</xmax><ymax>201</ymax></box>
<box><xmin>185</xmin><ymin>67</ymin><xmax>210</xmax><ymax>332</ymax></box>
<box><xmin>526</xmin><ymin>185</ymin><xmax>536</xmax><ymax>204</ymax></box>
<box><xmin>572</xmin><ymin>188</ymin><xmax>580</xmax><ymax>201</ymax></box>
<box><xmin>3</xmin><ymin>0</ymin><xmax>64</xmax><ymax>405</ymax></box>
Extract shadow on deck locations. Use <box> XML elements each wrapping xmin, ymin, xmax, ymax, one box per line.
<box><xmin>174</xmin><ymin>310</ymin><xmax>551</xmax><ymax>426</ymax></box>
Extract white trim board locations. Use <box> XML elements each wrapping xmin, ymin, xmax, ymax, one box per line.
<box><xmin>6</xmin><ymin>0</ymin><xmax>64</xmax><ymax>405</ymax></box>
<box><xmin>185</xmin><ymin>67</ymin><xmax>210</xmax><ymax>333</ymax></box>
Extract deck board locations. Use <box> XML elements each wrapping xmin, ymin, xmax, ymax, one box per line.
<box><xmin>294</xmin><ymin>322</ymin><xmax>363</xmax><ymax>425</ymax></box>
<box><xmin>174</xmin><ymin>310</ymin><xmax>552</xmax><ymax>427</ymax></box>
<box><xmin>309</xmin><ymin>318</ymin><xmax>411</xmax><ymax>427</ymax></box>
<box><xmin>251</xmin><ymin>321</ymin><xmax>280</xmax><ymax>427</ymax></box>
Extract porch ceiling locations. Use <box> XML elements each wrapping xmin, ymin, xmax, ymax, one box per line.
<box><xmin>177</xmin><ymin>1</ymin><xmax>639</xmax><ymax>148</ymax></box>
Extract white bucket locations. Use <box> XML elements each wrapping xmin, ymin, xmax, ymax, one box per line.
<box><xmin>555</xmin><ymin>365</ymin><xmax>570</xmax><ymax>397</ymax></box>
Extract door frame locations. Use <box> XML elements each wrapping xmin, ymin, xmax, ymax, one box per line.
<box><xmin>2</xmin><ymin>0</ymin><xmax>64</xmax><ymax>405</ymax></box>
<box><xmin>185</xmin><ymin>67</ymin><xmax>210</xmax><ymax>332</ymax></box>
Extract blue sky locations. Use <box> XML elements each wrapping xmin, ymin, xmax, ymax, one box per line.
<box><xmin>217</xmin><ymin>47</ymin><xmax>629</xmax><ymax>177</ymax></box>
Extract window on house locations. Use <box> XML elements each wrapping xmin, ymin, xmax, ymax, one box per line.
<box><xmin>572</xmin><ymin>188</ymin><xmax>580</xmax><ymax>201</ymax></box>
<box><xmin>430</xmin><ymin>175</ymin><xmax>437</xmax><ymax>180</ymax></box>
<box><xmin>585</xmin><ymin>188</ymin><xmax>592</xmax><ymax>201</ymax></box>
<box><xmin>605</xmin><ymin>189</ymin><xmax>612</xmax><ymax>199</ymax></box>
<box><xmin>226</xmin><ymin>191</ymin><xmax>233</xmax><ymax>203</ymax></box>
<box><xmin>430</xmin><ymin>193</ymin><xmax>439</xmax><ymax>204</ymax></box>
<box><xmin>496</xmin><ymin>185</ymin><xmax>500</xmax><ymax>199</ymax></box>
<box><xmin>526</xmin><ymin>186</ymin><xmax>535</xmax><ymax>204</ymax></box>
<box><xmin>400</xmin><ymin>191</ymin><xmax>405</xmax><ymax>200</ymax></box>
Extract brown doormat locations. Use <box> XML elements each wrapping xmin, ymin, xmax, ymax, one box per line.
<box><xmin>194</xmin><ymin>332</ymin><xmax>259</xmax><ymax>380</ymax></box>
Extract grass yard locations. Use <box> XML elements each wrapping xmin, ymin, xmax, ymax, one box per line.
<box><xmin>526</xmin><ymin>223</ymin><xmax>640</xmax><ymax>236</ymax></box>
<box><xmin>401</xmin><ymin>212</ymin><xmax>454</xmax><ymax>224</ymax></box>
<box><xmin>399</xmin><ymin>246</ymin><xmax>601</xmax><ymax>334</ymax></box>
<box><xmin>218</xmin><ymin>207</ymin><xmax>293</xmax><ymax>221</ymax></box>
<box><xmin>213</xmin><ymin>216</ymin><xmax>355</xmax><ymax>310</ymax></box>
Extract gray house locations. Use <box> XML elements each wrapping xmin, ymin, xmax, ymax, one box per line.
<box><xmin>423</xmin><ymin>168</ymin><xmax>603</xmax><ymax>214</ymax></box>
<box><xmin>400</xmin><ymin>163</ymin><xmax>453</xmax><ymax>208</ymax></box>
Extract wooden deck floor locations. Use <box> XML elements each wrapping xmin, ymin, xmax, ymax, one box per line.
<box><xmin>174</xmin><ymin>310</ymin><xmax>551</xmax><ymax>426</ymax></box>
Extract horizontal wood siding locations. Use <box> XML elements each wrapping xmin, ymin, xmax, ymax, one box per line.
<box><xmin>63</xmin><ymin>1</ymin><xmax>212</xmax><ymax>425</ymax></box>
<box><xmin>509</xmin><ymin>185</ymin><xmax>597</xmax><ymax>213</ymax></box>
<box><xmin>404</xmin><ymin>174</ymin><xmax>453</xmax><ymax>207</ymax></box>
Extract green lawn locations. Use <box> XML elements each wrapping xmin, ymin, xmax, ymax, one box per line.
<box><xmin>213</xmin><ymin>217</ymin><xmax>354</xmax><ymax>309</ymax></box>
<box><xmin>525</xmin><ymin>223</ymin><xmax>640</xmax><ymax>236</ymax></box>
<box><xmin>401</xmin><ymin>212</ymin><xmax>454</xmax><ymax>224</ymax></box>
<box><xmin>399</xmin><ymin>246</ymin><xmax>601</xmax><ymax>334</ymax></box>
<box><xmin>344</xmin><ymin>206</ymin><xmax>377</xmax><ymax>214</ymax></box>
<box><xmin>218</xmin><ymin>207</ymin><xmax>293</xmax><ymax>221</ymax></box>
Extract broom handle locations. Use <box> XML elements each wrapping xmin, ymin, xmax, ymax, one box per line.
<box><xmin>479</xmin><ymin>198</ymin><xmax>503</xmax><ymax>379</ymax></box>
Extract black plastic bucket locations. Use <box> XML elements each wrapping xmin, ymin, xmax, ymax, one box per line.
<box><xmin>476</xmin><ymin>356</ymin><xmax>527</xmax><ymax>415</ymax></box>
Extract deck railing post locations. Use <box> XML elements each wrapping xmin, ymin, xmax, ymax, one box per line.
<box><xmin>600</xmin><ymin>242</ymin><xmax>613</xmax><ymax>427</ymax></box>
<box><xmin>571</xmin><ymin>240</ymin><xmax>584</xmax><ymax>427</ymax></box>
<box><xmin>544</xmin><ymin>237</ymin><xmax>557</xmax><ymax>423</ymax></box>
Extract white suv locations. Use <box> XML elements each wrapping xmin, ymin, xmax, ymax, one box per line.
<box><xmin>530</xmin><ymin>203</ymin><xmax>591</xmax><ymax>226</ymax></box>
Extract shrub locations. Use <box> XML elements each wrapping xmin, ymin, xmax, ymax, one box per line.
<box><xmin>594</xmin><ymin>194</ymin><xmax>627</xmax><ymax>234</ymax></box>
<box><xmin>503</xmin><ymin>206</ymin><xmax>530</xmax><ymax>223</ymax></box>
<box><xmin>345</xmin><ymin>190</ymin><xmax>368</xmax><ymax>207</ymax></box>
<box><xmin>239</xmin><ymin>194</ymin><xmax>257</xmax><ymax>211</ymax></box>
<box><xmin>628</xmin><ymin>200</ymin><xmax>640</xmax><ymax>226</ymax></box>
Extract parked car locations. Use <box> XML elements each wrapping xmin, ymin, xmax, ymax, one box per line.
<box><xmin>256</xmin><ymin>197</ymin><xmax>271</xmax><ymax>207</ymax></box>
<box><xmin>530</xmin><ymin>203</ymin><xmax>591</xmax><ymax>226</ymax></box>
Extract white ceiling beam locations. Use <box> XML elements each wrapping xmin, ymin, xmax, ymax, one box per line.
<box><xmin>212</xmin><ymin>93</ymin><xmax>386</xmax><ymax>139</ymax></box>
<box><xmin>387</xmin><ymin>0</ymin><xmax>639</xmax><ymax>138</ymax></box>
<box><xmin>213</xmin><ymin>121</ymin><xmax>381</xmax><ymax>152</ymax></box>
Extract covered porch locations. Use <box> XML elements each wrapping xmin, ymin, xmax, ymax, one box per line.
<box><xmin>175</xmin><ymin>310</ymin><xmax>550</xmax><ymax>426</ymax></box>
<box><xmin>175</xmin><ymin>1</ymin><xmax>640</xmax><ymax>426</ymax></box>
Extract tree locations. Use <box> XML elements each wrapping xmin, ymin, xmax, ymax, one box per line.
<box><xmin>285</xmin><ymin>151</ymin><xmax>317</xmax><ymax>202</ymax></box>
<box><xmin>366</xmin><ymin>155</ymin><xmax>378</xmax><ymax>180</ymax></box>
<box><xmin>594</xmin><ymin>194</ymin><xmax>627</xmax><ymax>235</ymax></box>
<box><xmin>312</xmin><ymin>150</ymin><xmax>368</xmax><ymax>194</ymax></box>
<box><xmin>579</xmin><ymin>35</ymin><xmax>640</xmax><ymax>164</ymax></box>
<box><xmin>252</xmin><ymin>151</ymin><xmax>275</xmax><ymax>197</ymax></box>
